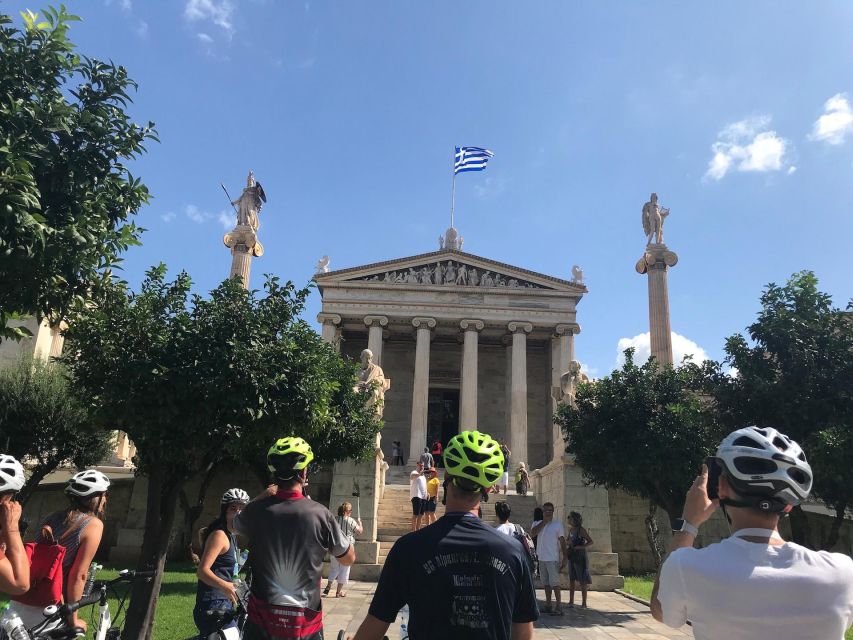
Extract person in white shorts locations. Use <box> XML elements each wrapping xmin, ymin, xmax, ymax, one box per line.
<box><xmin>530</xmin><ymin>501</ymin><xmax>566</xmax><ymax>615</ymax></box>
<box><xmin>652</xmin><ymin>426</ymin><xmax>853</xmax><ymax>640</ymax></box>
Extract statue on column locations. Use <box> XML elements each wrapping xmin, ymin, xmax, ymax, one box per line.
<box><xmin>642</xmin><ymin>192</ymin><xmax>670</xmax><ymax>245</ymax></box>
<box><xmin>232</xmin><ymin>171</ymin><xmax>267</xmax><ymax>231</ymax></box>
<box><xmin>354</xmin><ymin>348</ymin><xmax>391</xmax><ymax>417</ymax></box>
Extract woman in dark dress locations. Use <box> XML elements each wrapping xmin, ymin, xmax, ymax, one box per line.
<box><xmin>566</xmin><ymin>511</ymin><xmax>594</xmax><ymax>608</ymax></box>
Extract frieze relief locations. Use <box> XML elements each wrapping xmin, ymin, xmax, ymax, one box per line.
<box><xmin>346</xmin><ymin>260</ymin><xmax>546</xmax><ymax>289</ymax></box>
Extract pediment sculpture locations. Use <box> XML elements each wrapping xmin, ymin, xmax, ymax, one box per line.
<box><xmin>347</xmin><ymin>260</ymin><xmax>546</xmax><ymax>289</ymax></box>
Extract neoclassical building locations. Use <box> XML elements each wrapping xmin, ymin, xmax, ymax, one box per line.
<box><xmin>315</xmin><ymin>230</ymin><xmax>585</xmax><ymax>470</ymax></box>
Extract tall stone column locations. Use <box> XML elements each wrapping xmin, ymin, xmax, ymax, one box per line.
<box><xmin>508</xmin><ymin>321</ymin><xmax>532</xmax><ymax>466</ymax></box>
<box><xmin>408</xmin><ymin>317</ymin><xmax>435</xmax><ymax>464</ymax></box>
<box><xmin>223</xmin><ymin>225</ymin><xmax>262</xmax><ymax>289</ymax></box>
<box><xmin>550</xmin><ymin>323</ymin><xmax>578</xmax><ymax>461</ymax></box>
<box><xmin>317</xmin><ymin>313</ymin><xmax>342</xmax><ymax>351</ymax></box>
<box><xmin>635</xmin><ymin>244</ymin><xmax>678</xmax><ymax>365</ymax></box>
<box><xmin>459</xmin><ymin>319</ymin><xmax>484</xmax><ymax>430</ymax></box>
<box><xmin>363</xmin><ymin>315</ymin><xmax>389</xmax><ymax>365</ymax></box>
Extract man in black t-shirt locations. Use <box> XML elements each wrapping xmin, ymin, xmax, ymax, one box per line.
<box><xmin>351</xmin><ymin>430</ymin><xmax>538</xmax><ymax>640</ymax></box>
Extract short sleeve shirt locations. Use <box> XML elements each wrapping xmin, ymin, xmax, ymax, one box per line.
<box><xmin>369</xmin><ymin>513</ymin><xmax>539</xmax><ymax>639</ymax></box>
<box><xmin>658</xmin><ymin>536</ymin><xmax>853</xmax><ymax>639</ymax></box>
<box><xmin>535</xmin><ymin>521</ymin><xmax>565</xmax><ymax>562</ymax></box>
<box><xmin>426</xmin><ymin>477</ymin><xmax>440</xmax><ymax>499</ymax></box>
<box><xmin>233</xmin><ymin>491</ymin><xmax>349</xmax><ymax>608</ymax></box>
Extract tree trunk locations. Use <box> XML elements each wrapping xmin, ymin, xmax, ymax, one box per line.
<box><xmin>788</xmin><ymin>505</ymin><xmax>814</xmax><ymax>549</ymax></box>
<box><xmin>822</xmin><ymin>503</ymin><xmax>847</xmax><ymax>550</ymax></box>
<box><xmin>644</xmin><ymin>502</ymin><xmax>665</xmax><ymax>568</ymax></box>
<box><xmin>18</xmin><ymin>463</ymin><xmax>54</xmax><ymax>506</ymax></box>
<box><xmin>121</xmin><ymin>470</ymin><xmax>182</xmax><ymax>640</ymax></box>
<box><xmin>178</xmin><ymin>460</ymin><xmax>218</xmax><ymax>561</ymax></box>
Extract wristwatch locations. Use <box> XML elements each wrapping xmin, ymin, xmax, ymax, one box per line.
<box><xmin>672</xmin><ymin>518</ymin><xmax>699</xmax><ymax>536</ymax></box>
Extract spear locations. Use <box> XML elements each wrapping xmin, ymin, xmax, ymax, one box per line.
<box><xmin>221</xmin><ymin>183</ymin><xmax>238</xmax><ymax>213</ymax></box>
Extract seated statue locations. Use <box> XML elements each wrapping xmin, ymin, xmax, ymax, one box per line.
<box><xmin>354</xmin><ymin>349</ymin><xmax>391</xmax><ymax>417</ymax></box>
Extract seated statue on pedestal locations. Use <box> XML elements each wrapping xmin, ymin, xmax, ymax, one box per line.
<box><xmin>354</xmin><ymin>348</ymin><xmax>391</xmax><ymax>418</ymax></box>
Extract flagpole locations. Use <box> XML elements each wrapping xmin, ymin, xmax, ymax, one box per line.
<box><xmin>450</xmin><ymin>148</ymin><xmax>456</xmax><ymax>229</ymax></box>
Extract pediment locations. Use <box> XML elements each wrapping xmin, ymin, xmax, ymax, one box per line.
<box><xmin>315</xmin><ymin>249</ymin><xmax>585</xmax><ymax>293</ymax></box>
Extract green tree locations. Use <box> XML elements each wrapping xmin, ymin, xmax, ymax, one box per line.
<box><xmin>0</xmin><ymin>356</ymin><xmax>111</xmax><ymax>504</ymax></box>
<box><xmin>555</xmin><ymin>350</ymin><xmax>722</xmax><ymax>565</ymax></box>
<box><xmin>62</xmin><ymin>267</ymin><xmax>380</xmax><ymax>640</ymax></box>
<box><xmin>718</xmin><ymin>271</ymin><xmax>853</xmax><ymax>548</ymax></box>
<box><xmin>0</xmin><ymin>6</ymin><xmax>156</xmax><ymax>341</ymax></box>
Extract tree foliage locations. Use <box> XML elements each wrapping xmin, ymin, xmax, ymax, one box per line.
<box><xmin>0</xmin><ymin>6</ymin><xmax>156</xmax><ymax>340</ymax></box>
<box><xmin>717</xmin><ymin>271</ymin><xmax>853</xmax><ymax>548</ymax></box>
<box><xmin>0</xmin><ymin>356</ymin><xmax>111</xmax><ymax>503</ymax></box>
<box><xmin>556</xmin><ymin>350</ymin><xmax>722</xmax><ymax>522</ymax></box>
<box><xmin>62</xmin><ymin>266</ymin><xmax>380</xmax><ymax>640</ymax></box>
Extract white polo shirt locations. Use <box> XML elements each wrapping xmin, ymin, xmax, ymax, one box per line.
<box><xmin>409</xmin><ymin>471</ymin><xmax>426</xmax><ymax>500</ymax></box>
<box><xmin>658</xmin><ymin>535</ymin><xmax>853</xmax><ymax>640</ymax></box>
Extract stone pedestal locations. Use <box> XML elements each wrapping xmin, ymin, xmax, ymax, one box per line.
<box><xmin>635</xmin><ymin>244</ymin><xmax>678</xmax><ymax>366</ymax></box>
<box><xmin>223</xmin><ymin>224</ymin><xmax>263</xmax><ymax>289</ymax></box>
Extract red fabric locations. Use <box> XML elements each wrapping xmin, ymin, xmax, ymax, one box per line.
<box><xmin>12</xmin><ymin>542</ymin><xmax>65</xmax><ymax>607</ymax></box>
<box><xmin>247</xmin><ymin>594</ymin><xmax>323</xmax><ymax>638</ymax></box>
<box><xmin>275</xmin><ymin>490</ymin><xmax>305</xmax><ymax>501</ymax></box>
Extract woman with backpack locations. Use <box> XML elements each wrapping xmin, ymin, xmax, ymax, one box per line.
<box><xmin>12</xmin><ymin>469</ymin><xmax>110</xmax><ymax>631</ymax></box>
<box><xmin>194</xmin><ymin>487</ymin><xmax>250</xmax><ymax>639</ymax></box>
<box><xmin>323</xmin><ymin>501</ymin><xmax>362</xmax><ymax>598</ymax></box>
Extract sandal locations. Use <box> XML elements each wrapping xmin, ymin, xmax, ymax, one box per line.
<box><xmin>336</xmin><ymin>592</ymin><xmax>346</xmax><ymax>598</ymax></box>
<box><xmin>322</xmin><ymin>586</ymin><xmax>330</xmax><ymax>597</ymax></box>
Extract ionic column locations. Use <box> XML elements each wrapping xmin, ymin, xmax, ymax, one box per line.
<box><xmin>636</xmin><ymin>245</ymin><xmax>679</xmax><ymax>366</ymax></box>
<box><xmin>317</xmin><ymin>313</ymin><xmax>342</xmax><ymax>351</ymax></box>
<box><xmin>363</xmin><ymin>315</ymin><xmax>389</xmax><ymax>365</ymax></box>
<box><xmin>409</xmin><ymin>317</ymin><xmax>436</xmax><ymax>464</ymax></box>
<box><xmin>551</xmin><ymin>323</ymin><xmax>580</xmax><ymax>461</ymax></box>
<box><xmin>508</xmin><ymin>321</ymin><xmax>532</xmax><ymax>466</ymax></box>
<box><xmin>459</xmin><ymin>319</ymin><xmax>484</xmax><ymax>430</ymax></box>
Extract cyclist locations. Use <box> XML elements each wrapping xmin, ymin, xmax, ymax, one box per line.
<box><xmin>652</xmin><ymin>426</ymin><xmax>853</xmax><ymax>638</ymax></box>
<box><xmin>233</xmin><ymin>437</ymin><xmax>354</xmax><ymax>639</ymax></box>
<box><xmin>194</xmin><ymin>487</ymin><xmax>250</xmax><ymax>639</ymax></box>
<box><xmin>0</xmin><ymin>455</ymin><xmax>28</xmax><ymax>595</ymax></box>
<box><xmin>351</xmin><ymin>429</ymin><xmax>538</xmax><ymax>640</ymax></box>
<box><xmin>14</xmin><ymin>469</ymin><xmax>110</xmax><ymax>631</ymax></box>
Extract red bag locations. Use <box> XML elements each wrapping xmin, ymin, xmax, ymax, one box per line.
<box><xmin>12</xmin><ymin>516</ymin><xmax>91</xmax><ymax>607</ymax></box>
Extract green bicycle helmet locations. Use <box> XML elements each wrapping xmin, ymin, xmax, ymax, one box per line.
<box><xmin>443</xmin><ymin>430</ymin><xmax>505</xmax><ymax>490</ymax></box>
<box><xmin>267</xmin><ymin>437</ymin><xmax>314</xmax><ymax>477</ymax></box>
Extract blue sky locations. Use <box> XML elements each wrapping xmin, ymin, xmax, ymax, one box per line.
<box><xmin>10</xmin><ymin>1</ymin><xmax>853</xmax><ymax>376</ymax></box>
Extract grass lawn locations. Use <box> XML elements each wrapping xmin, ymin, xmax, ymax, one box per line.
<box><xmin>620</xmin><ymin>573</ymin><xmax>853</xmax><ymax>640</ymax></box>
<box><xmin>89</xmin><ymin>563</ymin><xmax>199</xmax><ymax>640</ymax></box>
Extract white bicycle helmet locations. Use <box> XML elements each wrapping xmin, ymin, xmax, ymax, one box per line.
<box><xmin>66</xmin><ymin>469</ymin><xmax>111</xmax><ymax>498</ymax></box>
<box><xmin>714</xmin><ymin>426</ymin><xmax>812</xmax><ymax>513</ymax></box>
<box><xmin>221</xmin><ymin>488</ymin><xmax>250</xmax><ymax>504</ymax></box>
<box><xmin>0</xmin><ymin>455</ymin><xmax>25</xmax><ymax>493</ymax></box>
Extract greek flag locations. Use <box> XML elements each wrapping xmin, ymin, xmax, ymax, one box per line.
<box><xmin>454</xmin><ymin>146</ymin><xmax>494</xmax><ymax>174</ymax></box>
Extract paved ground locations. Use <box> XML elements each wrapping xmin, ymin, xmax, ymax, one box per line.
<box><xmin>323</xmin><ymin>583</ymin><xmax>693</xmax><ymax>639</ymax></box>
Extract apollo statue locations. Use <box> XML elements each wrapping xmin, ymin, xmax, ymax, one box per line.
<box><xmin>641</xmin><ymin>192</ymin><xmax>670</xmax><ymax>245</ymax></box>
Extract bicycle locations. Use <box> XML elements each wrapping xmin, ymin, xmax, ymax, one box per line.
<box><xmin>201</xmin><ymin>574</ymin><xmax>251</xmax><ymax>639</ymax></box>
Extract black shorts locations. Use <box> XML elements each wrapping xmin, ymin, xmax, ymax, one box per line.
<box><xmin>411</xmin><ymin>497</ymin><xmax>424</xmax><ymax>515</ymax></box>
<box><xmin>424</xmin><ymin>498</ymin><xmax>437</xmax><ymax>512</ymax></box>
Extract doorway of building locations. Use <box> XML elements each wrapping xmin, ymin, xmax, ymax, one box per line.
<box><xmin>426</xmin><ymin>389</ymin><xmax>459</xmax><ymax>466</ymax></box>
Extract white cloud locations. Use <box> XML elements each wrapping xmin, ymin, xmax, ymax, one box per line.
<box><xmin>184</xmin><ymin>0</ymin><xmax>234</xmax><ymax>33</ymax></box>
<box><xmin>135</xmin><ymin>20</ymin><xmax>148</xmax><ymax>37</ymax></box>
<box><xmin>704</xmin><ymin>116</ymin><xmax>791</xmax><ymax>180</ymax></box>
<box><xmin>105</xmin><ymin>0</ymin><xmax>132</xmax><ymax>11</ymax></box>
<box><xmin>217</xmin><ymin>211</ymin><xmax>233</xmax><ymax>229</ymax></box>
<box><xmin>809</xmin><ymin>93</ymin><xmax>853</xmax><ymax>145</ymax></box>
<box><xmin>184</xmin><ymin>204</ymin><xmax>212</xmax><ymax>224</ymax></box>
<box><xmin>616</xmin><ymin>331</ymin><xmax>709</xmax><ymax>368</ymax></box>
<box><xmin>787</xmin><ymin>166</ymin><xmax>797</xmax><ymax>175</ymax></box>
<box><xmin>161</xmin><ymin>211</ymin><xmax>176</xmax><ymax>223</ymax></box>
<box><xmin>473</xmin><ymin>176</ymin><xmax>505</xmax><ymax>199</ymax></box>
<box><xmin>196</xmin><ymin>32</ymin><xmax>214</xmax><ymax>44</ymax></box>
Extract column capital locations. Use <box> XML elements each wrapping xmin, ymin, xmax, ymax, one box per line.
<box><xmin>317</xmin><ymin>313</ymin><xmax>342</xmax><ymax>326</ymax></box>
<box><xmin>635</xmin><ymin>245</ymin><xmax>679</xmax><ymax>274</ymax></box>
<box><xmin>364</xmin><ymin>315</ymin><xmax>389</xmax><ymax>328</ymax></box>
<box><xmin>508</xmin><ymin>321</ymin><xmax>533</xmax><ymax>335</ymax></box>
<box><xmin>554</xmin><ymin>323</ymin><xmax>581</xmax><ymax>336</ymax></box>
<box><xmin>460</xmin><ymin>319</ymin><xmax>485</xmax><ymax>332</ymax></box>
<box><xmin>412</xmin><ymin>317</ymin><xmax>437</xmax><ymax>330</ymax></box>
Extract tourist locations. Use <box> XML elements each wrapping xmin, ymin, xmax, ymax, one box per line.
<box><xmin>530</xmin><ymin>507</ymin><xmax>544</xmax><ymax>550</ymax></box>
<box><xmin>431</xmin><ymin>439</ymin><xmax>443</xmax><ymax>467</ymax></box>
<box><xmin>566</xmin><ymin>511</ymin><xmax>593</xmax><ymax>609</ymax></box>
<box><xmin>0</xmin><ymin>455</ymin><xmax>28</xmax><ymax>596</ymax></box>
<box><xmin>324</xmin><ymin>501</ymin><xmax>363</xmax><ymax>598</ymax></box>
<box><xmin>194</xmin><ymin>488</ymin><xmax>249</xmax><ymax>638</ymax></box>
<box><xmin>652</xmin><ymin>426</ymin><xmax>853</xmax><ymax>639</ymax></box>
<box><xmin>391</xmin><ymin>440</ymin><xmax>403</xmax><ymax>466</ymax></box>
<box><xmin>419</xmin><ymin>447</ymin><xmax>434</xmax><ymax>470</ymax></box>
<box><xmin>394</xmin><ymin>441</ymin><xmax>405</xmax><ymax>466</ymax></box>
<box><xmin>530</xmin><ymin>502</ymin><xmax>566</xmax><ymax>615</ymax></box>
<box><xmin>14</xmin><ymin>469</ymin><xmax>110</xmax><ymax>631</ymax></box>
<box><xmin>409</xmin><ymin>461</ymin><xmax>427</xmax><ymax>531</ymax></box>
<box><xmin>515</xmin><ymin>462</ymin><xmax>529</xmax><ymax>496</ymax></box>
<box><xmin>499</xmin><ymin>441</ymin><xmax>511</xmax><ymax>495</ymax></box>
<box><xmin>350</xmin><ymin>429</ymin><xmax>538</xmax><ymax>639</ymax></box>
<box><xmin>493</xmin><ymin>501</ymin><xmax>515</xmax><ymax>536</ymax></box>
<box><xmin>234</xmin><ymin>437</ymin><xmax>354</xmax><ymax>639</ymax></box>
<box><xmin>423</xmin><ymin>467</ymin><xmax>440</xmax><ymax>525</ymax></box>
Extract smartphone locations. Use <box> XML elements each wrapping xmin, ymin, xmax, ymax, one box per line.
<box><xmin>705</xmin><ymin>456</ymin><xmax>721</xmax><ymax>500</ymax></box>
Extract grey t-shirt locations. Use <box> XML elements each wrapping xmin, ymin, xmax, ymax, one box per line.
<box><xmin>419</xmin><ymin>452</ymin><xmax>434</xmax><ymax>468</ymax></box>
<box><xmin>233</xmin><ymin>492</ymin><xmax>349</xmax><ymax>608</ymax></box>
